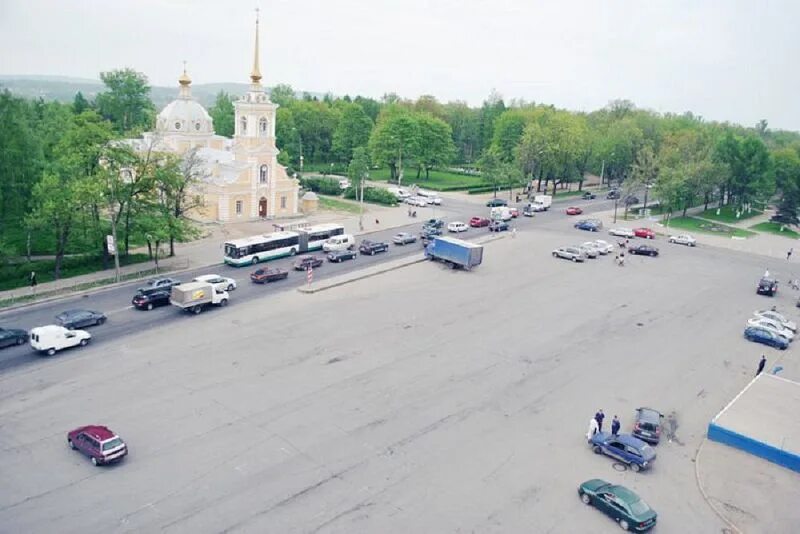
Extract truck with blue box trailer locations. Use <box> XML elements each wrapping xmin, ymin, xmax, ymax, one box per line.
<box><xmin>424</xmin><ymin>236</ymin><xmax>483</xmax><ymax>270</ymax></box>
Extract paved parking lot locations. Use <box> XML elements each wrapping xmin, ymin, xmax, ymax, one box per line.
<box><xmin>0</xmin><ymin>221</ymin><xmax>798</xmax><ymax>533</ymax></box>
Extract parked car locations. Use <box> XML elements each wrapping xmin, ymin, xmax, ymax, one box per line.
<box><xmin>30</xmin><ymin>325</ymin><xmax>91</xmax><ymax>356</ymax></box>
<box><xmin>488</xmin><ymin>220</ymin><xmax>509</xmax><ymax>232</ymax></box>
<box><xmin>606</xmin><ymin>189</ymin><xmax>621</xmax><ymax>200</ymax></box>
<box><xmin>582</xmin><ymin>191</ymin><xmax>596</xmax><ymax>200</ymax></box>
<box><xmin>522</xmin><ymin>205</ymin><xmax>536</xmax><ymax>217</ymax></box>
<box><xmin>577</xmin><ymin>243</ymin><xmax>599</xmax><ymax>259</ymax></box>
<box><xmin>625</xmin><ymin>195</ymin><xmax>640</xmax><ymax>205</ymax></box>
<box><xmin>67</xmin><ymin>425</ymin><xmax>128</xmax><ymax>466</ymax></box>
<box><xmin>593</xmin><ymin>240</ymin><xmax>615</xmax><ymax>254</ymax></box>
<box><xmin>250</xmin><ymin>267</ymin><xmax>289</xmax><ymax>283</ymax></box>
<box><xmin>633</xmin><ymin>408</ymin><xmax>664</xmax><ymax>444</ymax></box>
<box><xmin>609</xmin><ymin>227</ymin><xmax>636</xmax><ymax>238</ymax></box>
<box><xmin>392</xmin><ymin>232</ymin><xmax>418</xmax><ymax>245</ymax></box>
<box><xmin>193</xmin><ymin>274</ymin><xmax>237</xmax><ymax>291</ymax></box>
<box><xmin>746</xmin><ymin>317</ymin><xmax>795</xmax><ymax>341</ymax></box>
<box><xmin>486</xmin><ymin>198</ymin><xmax>507</xmax><ymax>207</ymax></box>
<box><xmin>426</xmin><ymin>195</ymin><xmax>443</xmax><ymax>205</ymax></box>
<box><xmin>447</xmin><ymin>221</ymin><xmax>469</xmax><ymax>233</ymax></box>
<box><xmin>132</xmin><ymin>287</ymin><xmax>171</xmax><ymax>310</ymax></box>
<box><xmin>634</xmin><ymin>228</ymin><xmax>655</xmax><ymax>239</ymax></box>
<box><xmin>322</xmin><ymin>234</ymin><xmax>355</xmax><ymax>252</ymax></box>
<box><xmin>508</xmin><ymin>207</ymin><xmax>519</xmax><ymax>218</ymax></box>
<box><xmin>423</xmin><ymin>218</ymin><xmax>445</xmax><ymax>229</ymax></box>
<box><xmin>578</xmin><ymin>479</ymin><xmax>657</xmax><ymax>532</ymax></box>
<box><xmin>668</xmin><ymin>234</ymin><xmax>696</xmax><ymax>247</ymax></box>
<box><xmin>744</xmin><ymin>325</ymin><xmax>789</xmax><ymax>350</ymax></box>
<box><xmin>582</xmin><ymin>242</ymin><xmax>608</xmax><ymax>256</ymax></box>
<box><xmin>757</xmin><ymin>277</ymin><xmax>778</xmax><ymax>296</ymax></box>
<box><xmin>146</xmin><ymin>277</ymin><xmax>181</xmax><ymax>289</ymax></box>
<box><xmin>469</xmin><ymin>216</ymin><xmax>491</xmax><ymax>228</ymax></box>
<box><xmin>327</xmin><ymin>249</ymin><xmax>357</xmax><ymax>263</ymax></box>
<box><xmin>55</xmin><ymin>309</ymin><xmax>106</xmax><ymax>329</ymax></box>
<box><xmin>566</xmin><ymin>206</ymin><xmax>583</xmax><ymax>215</ymax></box>
<box><xmin>293</xmin><ymin>255</ymin><xmax>323</xmax><ymax>271</ymax></box>
<box><xmin>574</xmin><ymin>220</ymin><xmax>601</xmax><ymax>232</ymax></box>
<box><xmin>590</xmin><ymin>432</ymin><xmax>656</xmax><ymax>472</ymax></box>
<box><xmin>421</xmin><ymin>226</ymin><xmax>443</xmax><ymax>238</ymax></box>
<box><xmin>629</xmin><ymin>244</ymin><xmax>659</xmax><ymax>257</ymax></box>
<box><xmin>0</xmin><ymin>327</ymin><xmax>28</xmax><ymax>349</ymax></box>
<box><xmin>359</xmin><ymin>240</ymin><xmax>390</xmax><ymax>255</ymax></box>
<box><xmin>753</xmin><ymin>309</ymin><xmax>797</xmax><ymax>332</ymax></box>
<box><xmin>406</xmin><ymin>196</ymin><xmax>428</xmax><ymax>207</ymax></box>
<box><xmin>552</xmin><ymin>247</ymin><xmax>586</xmax><ymax>262</ymax></box>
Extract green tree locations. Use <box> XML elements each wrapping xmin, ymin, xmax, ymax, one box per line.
<box><xmin>772</xmin><ymin>148</ymin><xmax>800</xmax><ymax>225</ymax></box>
<box><xmin>715</xmin><ymin>133</ymin><xmax>773</xmax><ymax>209</ymax></box>
<box><xmin>478</xmin><ymin>90</ymin><xmax>506</xmax><ymax>155</ymax></box>
<box><xmin>368</xmin><ymin>106</ymin><xmax>421</xmax><ymax>184</ymax></box>
<box><xmin>72</xmin><ymin>91</ymin><xmax>91</xmax><ymax>114</ymax></box>
<box><xmin>443</xmin><ymin>101</ymin><xmax>480</xmax><ymax>163</ymax></box>
<box><xmin>490</xmin><ymin>110</ymin><xmax>528</xmax><ymax>162</ymax></box>
<box><xmin>291</xmin><ymin>100</ymin><xmax>339</xmax><ymax>162</ymax></box>
<box><xmin>354</xmin><ymin>96</ymin><xmax>381</xmax><ymax>122</ymax></box>
<box><xmin>415</xmin><ymin>113</ymin><xmax>455</xmax><ymax>180</ymax></box>
<box><xmin>269</xmin><ymin>83</ymin><xmax>296</xmax><ymax>107</ymax></box>
<box><xmin>96</xmin><ymin>68</ymin><xmax>155</xmax><ymax>133</ymax></box>
<box><xmin>332</xmin><ymin>103</ymin><xmax>373</xmax><ymax>162</ymax></box>
<box><xmin>208</xmin><ymin>91</ymin><xmax>235</xmax><ymax>137</ymax></box>
<box><xmin>627</xmin><ymin>144</ymin><xmax>659</xmax><ymax>213</ymax></box>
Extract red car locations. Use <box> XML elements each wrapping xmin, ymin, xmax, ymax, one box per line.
<box><xmin>634</xmin><ymin>228</ymin><xmax>655</xmax><ymax>239</ymax></box>
<box><xmin>566</xmin><ymin>207</ymin><xmax>583</xmax><ymax>215</ymax></box>
<box><xmin>508</xmin><ymin>207</ymin><xmax>519</xmax><ymax>218</ymax></box>
<box><xmin>67</xmin><ymin>425</ymin><xmax>128</xmax><ymax>466</ymax></box>
<box><xmin>469</xmin><ymin>216</ymin><xmax>491</xmax><ymax>227</ymax></box>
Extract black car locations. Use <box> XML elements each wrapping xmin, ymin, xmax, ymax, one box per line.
<box><xmin>0</xmin><ymin>327</ymin><xmax>29</xmax><ymax>349</ymax></box>
<box><xmin>55</xmin><ymin>309</ymin><xmax>107</xmax><ymax>329</ymax></box>
<box><xmin>582</xmin><ymin>191</ymin><xmax>596</xmax><ymax>200</ymax></box>
<box><xmin>146</xmin><ymin>277</ymin><xmax>181</xmax><ymax>289</ymax></box>
<box><xmin>293</xmin><ymin>255</ymin><xmax>323</xmax><ymax>271</ymax></box>
<box><xmin>633</xmin><ymin>407</ymin><xmax>664</xmax><ymax>444</ymax></box>
<box><xmin>606</xmin><ymin>190</ymin><xmax>620</xmax><ymax>200</ymax></box>
<box><xmin>624</xmin><ymin>195</ymin><xmax>640</xmax><ymax>206</ymax></box>
<box><xmin>757</xmin><ymin>277</ymin><xmax>778</xmax><ymax>296</ymax></box>
<box><xmin>250</xmin><ymin>267</ymin><xmax>289</xmax><ymax>284</ymax></box>
<box><xmin>421</xmin><ymin>226</ymin><xmax>443</xmax><ymax>238</ymax></box>
<box><xmin>486</xmin><ymin>198</ymin><xmax>508</xmax><ymax>207</ymax></box>
<box><xmin>327</xmin><ymin>249</ymin><xmax>357</xmax><ymax>263</ymax></box>
<box><xmin>629</xmin><ymin>244</ymin><xmax>659</xmax><ymax>256</ymax></box>
<box><xmin>132</xmin><ymin>287</ymin><xmax>171</xmax><ymax>310</ymax></box>
<box><xmin>359</xmin><ymin>240</ymin><xmax>389</xmax><ymax>255</ymax></box>
<box><xmin>488</xmin><ymin>220</ymin><xmax>509</xmax><ymax>232</ymax></box>
<box><xmin>423</xmin><ymin>218</ymin><xmax>445</xmax><ymax>229</ymax></box>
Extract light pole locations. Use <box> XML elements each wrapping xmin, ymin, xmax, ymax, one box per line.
<box><xmin>613</xmin><ymin>196</ymin><xmax>619</xmax><ymax>223</ymax></box>
<box><xmin>397</xmin><ymin>144</ymin><xmax>403</xmax><ymax>188</ymax></box>
<box><xmin>642</xmin><ymin>183</ymin><xmax>654</xmax><ymax>215</ymax></box>
<box><xmin>359</xmin><ymin>171</ymin><xmax>366</xmax><ymax>231</ymax></box>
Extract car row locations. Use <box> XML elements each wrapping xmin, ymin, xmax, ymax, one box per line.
<box><xmin>744</xmin><ymin>307</ymin><xmax>796</xmax><ymax>350</ymax></box>
<box><xmin>553</xmin><ymin>240</ymin><xmax>614</xmax><ymax>262</ymax></box>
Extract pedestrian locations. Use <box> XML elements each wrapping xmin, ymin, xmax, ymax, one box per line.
<box><xmin>587</xmin><ymin>417</ymin><xmax>599</xmax><ymax>442</ymax></box>
<box><xmin>594</xmin><ymin>409</ymin><xmax>605</xmax><ymax>433</ymax></box>
<box><xmin>764</xmin><ymin>268</ymin><xmax>770</xmax><ymax>278</ymax></box>
<box><xmin>511</xmin><ymin>227</ymin><xmax>517</xmax><ymax>238</ymax></box>
<box><xmin>611</xmin><ymin>415</ymin><xmax>620</xmax><ymax>436</ymax></box>
<box><xmin>375</xmin><ymin>218</ymin><xmax>380</xmax><ymax>225</ymax></box>
<box><xmin>408</xmin><ymin>207</ymin><xmax>412</xmax><ymax>217</ymax></box>
<box><xmin>788</xmin><ymin>248</ymin><xmax>793</xmax><ymax>260</ymax></box>
<box><xmin>29</xmin><ymin>271</ymin><xmax>37</xmax><ymax>294</ymax></box>
<box><xmin>756</xmin><ymin>355</ymin><xmax>767</xmax><ymax>376</ymax></box>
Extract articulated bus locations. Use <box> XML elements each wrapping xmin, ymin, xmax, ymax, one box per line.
<box><xmin>223</xmin><ymin>224</ymin><xmax>345</xmax><ymax>266</ymax></box>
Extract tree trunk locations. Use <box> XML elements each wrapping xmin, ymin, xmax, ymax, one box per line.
<box><xmin>54</xmin><ymin>229</ymin><xmax>68</xmax><ymax>280</ymax></box>
<box><xmin>425</xmin><ymin>166</ymin><xmax>430</xmax><ymax>180</ymax></box>
<box><xmin>704</xmin><ymin>193</ymin><xmax>710</xmax><ymax>211</ymax></box>
<box><xmin>416</xmin><ymin>166</ymin><xmax>422</xmax><ymax>180</ymax></box>
<box><xmin>169</xmin><ymin>236</ymin><xmax>175</xmax><ymax>257</ymax></box>
<box><xmin>389</xmin><ymin>163</ymin><xmax>397</xmax><ymax>182</ymax></box>
<box><xmin>154</xmin><ymin>240</ymin><xmax>160</xmax><ymax>273</ymax></box>
<box><xmin>123</xmin><ymin>206</ymin><xmax>131</xmax><ymax>257</ymax></box>
<box><xmin>146</xmin><ymin>240</ymin><xmax>153</xmax><ymax>260</ymax></box>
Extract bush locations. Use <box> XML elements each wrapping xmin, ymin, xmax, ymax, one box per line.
<box><xmin>343</xmin><ymin>186</ymin><xmax>398</xmax><ymax>206</ymax></box>
<box><xmin>299</xmin><ymin>177</ymin><xmax>343</xmax><ymax>196</ymax></box>
<box><xmin>0</xmin><ymin>253</ymin><xmax>151</xmax><ymax>291</ymax></box>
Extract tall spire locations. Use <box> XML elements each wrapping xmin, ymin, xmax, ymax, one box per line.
<box><xmin>178</xmin><ymin>61</ymin><xmax>192</xmax><ymax>99</ymax></box>
<box><xmin>250</xmin><ymin>8</ymin><xmax>262</xmax><ymax>84</ymax></box>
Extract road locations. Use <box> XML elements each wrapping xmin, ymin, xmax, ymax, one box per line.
<box><xmin>0</xmin><ymin>194</ymin><xmax>614</xmax><ymax>373</ymax></box>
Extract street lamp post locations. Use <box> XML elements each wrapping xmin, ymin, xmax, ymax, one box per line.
<box><xmin>643</xmin><ymin>183</ymin><xmax>654</xmax><ymax>216</ymax></box>
<box><xmin>398</xmin><ymin>145</ymin><xmax>403</xmax><ymax>188</ymax></box>
<box><xmin>613</xmin><ymin>197</ymin><xmax>619</xmax><ymax>224</ymax></box>
<box><xmin>359</xmin><ymin>171</ymin><xmax>366</xmax><ymax>231</ymax></box>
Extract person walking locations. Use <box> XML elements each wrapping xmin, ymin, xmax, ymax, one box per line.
<box><xmin>587</xmin><ymin>417</ymin><xmax>599</xmax><ymax>442</ymax></box>
<box><xmin>756</xmin><ymin>355</ymin><xmax>767</xmax><ymax>376</ymax></box>
<box><xmin>29</xmin><ymin>271</ymin><xmax>37</xmax><ymax>294</ymax></box>
<box><xmin>511</xmin><ymin>227</ymin><xmax>517</xmax><ymax>238</ymax></box>
<box><xmin>594</xmin><ymin>409</ymin><xmax>605</xmax><ymax>433</ymax></box>
<box><xmin>788</xmin><ymin>248</ymin><xmax>794</xmax><ymax>260</ymax></box>
<box><xmin>611</xmin><ymin>415</ymin><xmax>621</xmax><ymax>436</ymax></box>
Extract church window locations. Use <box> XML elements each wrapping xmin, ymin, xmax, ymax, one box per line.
<box><xmin>259</xmin><ymin>118</ymin><xmax>268</xmax><ymax>137</ymax></box>
<box><xmin>195</xmin><ymin>122</ymin><xmax>201</xmax><ymax>131</ymax></box>
<box><xmin>175</xmin><ymin>121</ymin><xmax>182</xmax><ymax>130</ymax></box>
<box><xmin>281</xmin><ymin>196</ymin><xmax>287</xmax><ymax>209</ymax></box>
<box><xmin>240</xmin><ymin>117</ymin><xmax>247</xmax><ymax>135</ymax></box>
<box><xmin>235</xmin><ymin>200</ymin><xmax>243</xmax><ymax>215</ymax></box>
<box><xmin>259</xmin><ymin>165</ymin><xmax>268</xmax><ymax>184</ymax></box>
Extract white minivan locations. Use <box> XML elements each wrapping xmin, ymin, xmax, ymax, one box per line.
<box><xmin>322</xmin><ymin>234</ymin><xmax>355</xmax><ymax>252</ymax></box>
<box><xmin>30</xmin><ymin>325</ymin><xmax>91</xmax><ymax>356</ymax></box>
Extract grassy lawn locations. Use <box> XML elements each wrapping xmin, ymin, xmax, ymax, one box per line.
<box><xmin>699</xmin><ymin>205</ymin><xmax>763</xmax><ymax>223</ymax></box>
<box><xmin>749</xmin><ymin>221</ymin><xmax>800</xmax><ymax>239</ymax></box>
<box><xmin>368</xmin><ymin>168</ymin><xmax>487</xmax><ymax>191</ymax></box>
<box><xmin>318</xmin><ymin>195</ymin><xmax>362</xmax><ymax>214</ymax></box>
<box><xmin>0</xmin><ymin>253</ymin><xmax>152</xmax><ymax>291</ymax></box>
<box><xmin>662</xmin><ymin>216</ymin><xmax>756</xmax><ymax>238</ymax></box>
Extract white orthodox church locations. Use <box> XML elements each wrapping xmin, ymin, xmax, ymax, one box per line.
<box><xmin>129</xmin><ymin>16</ymin><xmax>299</xmax><ymax>222</ymax></box>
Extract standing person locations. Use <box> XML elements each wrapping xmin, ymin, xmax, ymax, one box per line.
<box><xmin>29</xmin><ymin>271</ymin><xmax>37</xmax><ymax>294</ymax></box>
<box><xmin>594</xmin><ymin>409</ymin><xmax>605</xmax><ymax>433</ymax></box>
<box><xmin>756</xmin><ymin>355</ymin><xmax>767</xmax><ymax>376</ymax></box>
<box><xmin>375</xmin><ymin>218</ymin><xmax>380</xmax><ymax>226</ymax></box>
<box><xmin>788</xmin><ymin>248</ymin><xmax>794</xmax><ymax>260</ymax></box>
<box><xmin>511</xmin><ymin>227</ymin><xmax>517</xmax><ymax>238</ymax></box>
<box><xmin>587</xmin><ymin>417</ymin><xmax>599</xmax><ymax>442</ymax></box>
<box><xmin>611</xmin><ymin>415</ymin><xmax>621</xmax><ymax>436</ymax></box>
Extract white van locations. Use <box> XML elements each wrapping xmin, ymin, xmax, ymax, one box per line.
<box><xmin>30</xmin><ymin>325</ymin><xmax>91</xmax><ymax>356</ymax></box>
<box><xmin>322</xmin><ymin>234</ymin><xmax>355</xmax><ymax>252</ymax></box>
<box><xmin>490</xmin><ymin>206</ymin><xmax>513</xmax><ymax>221</ymax></box>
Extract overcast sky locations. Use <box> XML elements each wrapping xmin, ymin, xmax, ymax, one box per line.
<box><xmin>1</xmin><ymin>0</ymin><xmax>798</xmax><ymax>131</ymax></box>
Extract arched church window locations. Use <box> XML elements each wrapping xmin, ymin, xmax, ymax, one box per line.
<box><xmin>195</xmin><ymin>122</ymin><xmax>201</xmax><ymax>131</ymax></box>
<box><xmin>175</xmin><ymin>121</ymin><xmax>182</xmax><ymax>130</ymax></box>
<box><xmin>240</xmin><ymin>117</ymin><xmax>247</xmax><ymax>135</ymax></box>
<box><xmin>259</xmin><ymin>118</ymin><xmax>268</xmax><ymax>137</ymax></box>
<box><xmin>259</xmin><ymin>165</ymin><xmax>268</xmax><ymax>184</ymax></box>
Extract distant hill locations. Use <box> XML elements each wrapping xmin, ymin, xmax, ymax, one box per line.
<box><xmin>0</xmin><ymin>76</ymin><xmax>322</xmax><ymax>109</ymax></box>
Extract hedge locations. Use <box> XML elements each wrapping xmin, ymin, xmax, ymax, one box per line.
<box><xmin>299</xmin><ymin>177</ymin><xmax>343</xmax><ymax>196</ymax></box>
<box><xmin>343</xmin><ymin>186</ymin><xmax>398</xmax><ymax>206</ymax></box>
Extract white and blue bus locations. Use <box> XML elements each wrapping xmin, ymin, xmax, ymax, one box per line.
<box><xmin>223</xmin><ymin>224</ymin><xmax>345</xmax><ymax>266</ymax></box>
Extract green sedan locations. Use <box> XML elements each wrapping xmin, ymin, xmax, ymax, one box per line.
<box><xmin>578</xmin><ymin>479</ymin><xmax>657</xmax><ymax>531</ymax></box>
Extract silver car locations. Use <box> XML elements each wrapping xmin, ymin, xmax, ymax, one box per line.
<box><xmin>582</xmin><ymin>241</ymin><xmax>609</xmax><ymax>256</ymax></box>
<box><xmin>669</xmin><ymin>234</ymin><xmax>697</xmax><ymax>247</ymax></box>
<box><xmin>593</xmin><ymin>240</ymin><xmax>615</xmax><ymax>254</ymax></box>
<box><xmin>609</xmin><ymin>227</ymin><xmax>635</xmax><ymax>238</ymax></box>
<box><xmin>577</xmin><ymin>244</ymin><xmax>599</xmax><ymax>259</ymax></box>
<box><xmin>552</xmin><ymin>247</ymin><xmax>586</xmax><ymax>262</ymax></box>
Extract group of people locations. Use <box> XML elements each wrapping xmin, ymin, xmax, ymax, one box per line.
<box><xmin>614</xmin><ymin>238</ymin><xmax>630</xmax><ymax>266</ymax></box>
<box><xmin>586</xmin><ymin>409</ymin><xmax>621</xmax><ymax>441</ymax></box>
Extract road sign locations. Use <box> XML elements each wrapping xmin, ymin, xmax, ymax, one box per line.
<box><xmin>106</xmin><ymin>235</ymin><xmax>116</xmax><ymax>255</ymax></box>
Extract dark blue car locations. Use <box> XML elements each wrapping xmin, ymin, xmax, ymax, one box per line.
<box><xmin>590</xmin><ymin>433</ymin><xmax>656</xmax><ymax>472</ymax></box>
<box><xmin>744</xmin><ymin>326</ymin><xmax>789</xmax><ymax>350</ymax></box>
<box><xmin>574</xmin><ymin>220</ymin><xmax>601</xmax><ymax>232</ymax></box>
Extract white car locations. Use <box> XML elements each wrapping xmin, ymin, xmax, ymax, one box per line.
<box><xmin>447</xmin><ymin>222</ymin><xmax>468</xmax><ymax>233</ymax></box>
<box><xmin>746</xmin><ymin>318</ymin><xmax>795</xmax><ymax>341</ymax></box>
<box><xmin>753</xmin><ymin>310</ymin><xmax>797</xmax><ymax>332</ymax></box>
<box><xmin>593</xmin><ymin>240</ymin><xmax>615</xmax><ymax>254</ymax></box>
<box><xmin>577</xmin><ymin>244</ymin><xmax>599</xmax><ymax>259</ymax></box>
<box><xmin>193</xmin><ymin>274</ymin><xmax>237</xmax><ymax>291</ymax></box>
<box><xmin>582</xmin><ymin>241</ymin><xmax>608</xmax><ymax>255</ymax></box>
<box><xmin>427</xmin><ymin>196</ymin><xmax>442</xmax><ymax>205</ymax></box>
<box><xmin>30</xmin><ymin>325</ymin><xmax>91</xmax><ymax>356</ymax></box>
<box><xmin>609</xmin><ymin>227</ymin><xmax>635</xmax><ymax>238</ymax></box>
<box><xmin>669</xmin><ymin>234</ymin><xmax>697</xmax><ymax>247</ymax></box>
<box><xmin>405</xmin><ymin>196</ymin><xmax>428</xmax><ymax>207</ymax></box>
